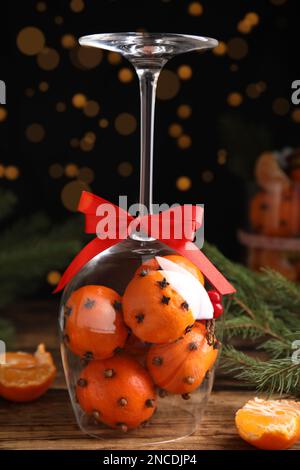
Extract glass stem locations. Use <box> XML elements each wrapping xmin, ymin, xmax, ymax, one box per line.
<box><xmin>136</xmin><ymin>68</ymin><xmax>160</xmax><ymax>217</ymax></box>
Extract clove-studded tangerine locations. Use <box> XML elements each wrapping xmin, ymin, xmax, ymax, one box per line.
<box><xmin>64</xmin><ymin>285</ymin><xmax>128</xmax><ymax>360</ymax></box>
<box><xmin>146</xmin><ymin>322</ymin><xmax>218</xmax><ymax>395</ymax></box>
<box><xmin>122</xmin><ymin>267</ymin><xmax>195</xmax><ymax>343</ymax></box>
<box><xmin>76</xmin><ymin>354</ymin><xmax>157</xmax><ymax>430</ymax></box>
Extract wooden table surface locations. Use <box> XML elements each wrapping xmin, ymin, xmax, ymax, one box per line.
<box><xmin>0</xmin><ymin>301</ymin><xmax>299</xmax><ymax>451</ymax></box>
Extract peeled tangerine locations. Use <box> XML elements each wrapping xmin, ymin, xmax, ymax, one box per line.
<box><xmin>76</xmin><ymin>354</ymin><xmax>157</xmax><ymax>431</ymax></box>
<box><xmin>123</xmin><ymin>255</ymin><xmax>211</xmax><ymax>344</ymax></box>
<box><xmin>64</xmin><ymin>285</ymin><xmax>128</xmax><ymax>360</ymax></box>
<box><xmin>235</xmin><ymin>398</ymin><xmax>300</xmax><ymax>450</ymax></box>
<box><xmin>0</xmin><ymin>344</ymin><xmax>56</xmax><ymax>402</ymax></box>
<box><xmin>147</xmin><ymin>322</ymin><xmax>218</xmax><ymax>395</ymax></box>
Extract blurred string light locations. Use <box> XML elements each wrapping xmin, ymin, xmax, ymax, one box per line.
<box><xmin>177</xmin><ymin>105</ymin><xmax>192</xmax><ymax>119</ymax></box>
<box><xmin>238</xmin><ymin>12</ymin><xmax>260</xmax><ymax>34</ymax></box>
<box><xmin>83</xmin><ymin>100</ymin><xmax>100</xmax><ymax>117</ymax></box>
<box><xmin>118</xmin><ymin>68</ymin><xmax>134</xmax><ymax>83</ymax></box>
<box><xmin>157</xmin><ymin>70</ymin><xmax>180</xmax><ymax>100</ymax></box>
<box><xmin>39</xmin><ymin>81</ymin><xmax>49</xmax><ymax>92</ymax></box>
<box><xmin>17</xmin><ymin>27</ymin><xmax>45</xmax><ymax>55</ymax></box>
<box><xmin>115</xmin><ymin>113</ymin><xmax>137</xmax><ymax>136</ymax></box>
<box><xmin>291</xmin><ymin>108</ymin><xmax>300</xmax><ymax>123</ymax></box>
<box><xmin>72</xmin><ymin>93</ymin><xmax>87</xmax><ymax>108</ymax></box>
<box><xmin>0</xmin><ymin>107</ymin><xmax>7</xmax><ymax>122</ymax></box>
<box><xmin>176</xmin><ymin>176</ymin><xmax>192</xmax><ymax>191</ymax></box>
<box><xmin>201</xmin><ymin>170</ymin><xmax>214</xmax><ymax>183</ymax></box>
<box><xmin>65</xmin><ymin>163</ymin><xmax>79</xmax><ymax>178</ymax></box>
<box><xmin>117</xmin><ymin>161</ymin><xmax>133</xmax><ymax>177</ymax></box>
<box><xmin>99</xmin><ymin>118</ymin><xmax>109</xmax><ymax>128</ymax></box>
<box><xmin>37</xmin><ymin>47</ymin><xmax>60</xmax><ymax>70</ymax></box>
<box><xmin>70</xmin><ymin>0</ymin><xmax>85</xmax><ymax>13</ymax></box>
<box><xmin>61</xmin><ymin>34</ymin><xmax>77</xmax><ymax>49</ymax></box>
<box><xmin>107</xmin><ymin>52</ymin><xmax>122</xmax><ymax>65</ymax></box>
<box><xmin>56</xmin><ymin>102</ymin><xmax>66</xmax><ymax>112</ymax></box>
<box><xmin>36</xmin><ymin>2</ymin><xmax>47</xmax><ymax>12</ymax></box>
<box><xmin>177</xmin><ymin>134</ymin><xmax>192</xmax><ymax>149</ymax></box>
<box><xmin>188</xmin><ymin>2</ymin><xmax>203</xmax><ymax>16</ymax></box>
<box><xmin>217</xmin><ymin>149</ymin><xmax>227</xmax><ymax>165</ymax></box>
<box><xmin>227</xmin><ymin>92</ymin><xmax>243</xmax><ymax>107</ymax></box>
<box><xmin>227</xmin><ymin>38</ymin><xmax>248</xmax><ymax>60</ymax></box>
<box><xmin>25</xmin><ymin>123</ymin><xmax>45</xmax><ymax>142</ymax></box>
<box><xmin>272</xmin><ymin>97</ymin><xmax>290</xmax><ymax>115</ymax></box>
<box><xmin>49</xmin><ymin>163</ymin><xmax>64</xmax><ymax>178</ymax></box>
<box><xmin>213</xmin><ymin>41</ymin><xmax>227</xmax><ymax>56</ymax></box>
<box><xmin>168</xmin><ymin>123</ymin><xmax>183</xmax><ymax>138</ymax></box>
<box><xmin>47</xmin><ymin>271</ymin><xmax>61</xmax><ymax>286</ymax></box>
<box><xmin>61</xmin><ymin>180</ymin><xmax>91</xmax><ymax>211</ymax></box>
<box><xmin>4</xmin><ymin>166</ymin><xmax>20</xmax><ymax>180</ymax></box>
<box><xmin>177</xmin><ymin>65</ymin><xmax>193</xmax><ymax>80</ymax></box>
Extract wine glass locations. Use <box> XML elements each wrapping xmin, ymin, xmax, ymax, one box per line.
<box><xmin>59</xmin><ymin>32</ymin><xmax>219</xmax><ymax>445</ymax></box>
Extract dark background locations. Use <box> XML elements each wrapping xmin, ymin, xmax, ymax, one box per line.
<box><xmin>1</xmin><ymin>0</ymin><xmax>299</xmax><ymax>262</ymax></box>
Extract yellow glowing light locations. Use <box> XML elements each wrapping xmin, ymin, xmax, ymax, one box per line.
<box><xmin>177</xmin><ymin>134</ymin><xmax>192</xmax><ymax>149</ymax></box>
<box><xmin>217</xmin><ymin>149</ymin><xmax>227</xmax><ymax>165</ymax></box>
<box><xmin>83</xmin><ymin>100</ymin><xmax>100</xmax><ymax>117</ymax></box>
<box><xmin>77</xmin><ymin>47</ymin><xmax>103</xmax><ymax>69</ymax></box>
<box><xmin>237</xmin><ymin>20</ymin><xmax>252</xmax><ymax>34</ymax></box>
<box><xmin>272</xmin><ymin>98</ymin><xmax>290</xmax><ymax>116</ymax></box>
<box><xmin>36</xmin><ymin>2</ymin><xmax>47</xmax><ymax>12</ymax></box>
<box><xmin>202</xmin><ymin>170</ymin><xmax>214</xmax><ymax>183</ymax></box>
<box><xmin>245</xmin><ymin>12</ymin><xmax>260</xmax><ymax>26</ymax></box>
<box><xmin>72</xmin><ymin>93</ymin><xmax>87</xmax><ymax>108</ymax></box>
<box><xmin>168</xmin><ymin>123</ymin><xmax>183</xmax><ymax>138</ymax></box>
<box><xmin>188</xmin><ymin>2</ymin><xmax>203</xmax><ymax>16</ymax></box>
<box><xmin>61</xmin><ymin>34</ymin><xmax>76</xmax><ymax>49</ymax></box>
<box><xmin>227</xmin><ymin>92</ymin><xmax>243</xmax><ymax>107</ymax></box>
<box><xmin>78</xmin><ymin>167</ymin><xmax>95</xmax><ymax>184</ymax></box>
<box><xmin>84</xmin><ymin>132</ymin><xmax>96</xmax><ymax>144</ymax></box>
<box><xmin>213</xmin><ymin>41</ymin><xmax>227</xmax><ymax>56</ymax></box>
<box><xmin>0</xmin><ymin>165</ymin><xmax>5</xmax><ymax>178</ymax></box>
<box><xmin>177</xmin><ymin>105</ymin><xmax>192</xmax><ymax>119</ymax></box>
<box><xmin>56</xmin><ymin>102</ymin><xmax>66</xmax><ymax>112</ymax></box>
<box><xmin>61</xmin><ymin>180</ymin><xmax>90</xmax><ymax>211</ymax></box>
<box><xmin>107</xmin><ymin>52</ymin><xmax>122</xmax><ymax>65</ymax></box>
<box><xmin>0</xmin><ymin>107</ymin><xmax>7</xmax><ymax>122</ymax></box>
<box><xmin>176</xmin><ymin>176</ymin><xmax>192</xmax><ymax>191</ymax></box>
<box><xmin>37</xmin><ymin>47</ymin><xmax>60</xmax><ymax>70</ymax></box>
<box><xmin>5</xmin><ymin>166</ymin><xmax>20</xmax><ymax>180</ymax></box>
<box><xmin>157</xmin><ymin>70</ymin><xmax>180</xmax><ymax>100</ymax></box>
<box><xmin>47</xmin><ymin>271</ymin><xmax>61</xmax><ymax>286</ymax></box>
<box><xmin>17</xmin><ymin>27</ymin><xmax>45</xmax><ymax>56</ymax></box>
<box><xmin>80</xmin><ymin>139</ymin><xmax>94</xmax><ymax>152</ymax></box>
<box><xmin>115</xmin><ymin>113</ymin><xmax>137</xmax><ymax>136</ymax></box>
<box><xmin>291</xmin><ymin>109</ymin><xmax>300</xmax><ymax>123</ymax></box>
<box><xmin>177</xmin><ymin>65</ymin><xmax>193</xmax><ymax>80</ymax></box>
<box><xmin>65</xmin><ymin>163</ymin><xmax>79</xmax><ymax>178</ymax></box>
<box><xmin>246</xmin><ymin>83</ymin><xmax>261</xmax><ymax>99</ymax></box>
<box><xmin>70</xmin><ymin>0</ymin><xmax>85</xmax><ymax>13</ymax></box>
<box><xmin>118</xmin><ymin>68</ymin><xmax>134</xmax><ymax>83</ymax></box>
<box><xmin>227</xmin><ymin>37</ymin><xmax>248</xmax><ymax>60</ymax></box>
<box><xmin>49</xmin><ymin>163</ymin><xmax>64</xmax><ymax>179</ymax></box>
<box><xmin>117</xmin><ymin>161</ymin><xmax>133</xmax><ymax>177</ymax></box>
<box><xmin>99</xmin><ymin>118</ymin><xmax>109</xmax><ymax>128</ymax></box>
<box><xmin>39</xmin><ymin>81</ymin><xmax>49</xmax><ymax>92</ymax></box>
<box><xmin>25</xmin><ymin>123</ymin><xmax>45</xmax><ymax>143</ymax></box>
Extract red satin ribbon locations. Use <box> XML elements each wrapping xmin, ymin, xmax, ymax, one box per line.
<box><xmin>54</xmin><ymin>191</ymin><xmax>235</xmax><ymax>295</ymax></box>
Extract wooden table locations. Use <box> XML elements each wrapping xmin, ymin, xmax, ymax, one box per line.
<box><xmin>0</xmin><ymin>301</ymin><xmax>299</xmax><ymax>451</ymax></box>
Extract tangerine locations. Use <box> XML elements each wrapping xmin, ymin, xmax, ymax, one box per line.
<box><xmin>64</xmin><ymin>285</ymin><xmax>128</xmax><ymax>360</ymax></box>
<box><xmin>76</xmin><ymin>354</ymin><xmax>157</xmax><ymax>431</ymax></box>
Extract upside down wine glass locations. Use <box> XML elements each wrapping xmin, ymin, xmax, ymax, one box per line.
<box><xmin>59</xmin><ymin>33</ymin><xmax>220</xmax><ymax>445</ymax></box>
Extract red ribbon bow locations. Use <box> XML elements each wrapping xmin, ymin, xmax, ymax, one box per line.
<box><xmin>54</xmin><ymin>192</ymin><xmax>235</xmax><ymax>295</ymax></box>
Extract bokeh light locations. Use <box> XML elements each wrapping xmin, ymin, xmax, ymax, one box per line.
<box><xmin>25</xmin><ymin>123</ymin><xmax>45</xmax><ymax>143</ymax></box>
<box><xmin>176</xmin><ymin>176</ymin><xmax>192</xmax><ymax>191</ymax></box>
<box><xmin>291</xmin><ymin>108</ymin><xmax>300</xmax><ymax>123</ymax></box>
<box><xmin>201</xmin><ymin>170</ymin><xmax>214</xmax><ymax>183</ymax></box>
<box><xmin>118</xmin><ymin>68</ymin><xmax>134</xmax><ymax>83</ymax></box>
<box><xmin>168</xmin><ymin>123</ymin><xmax>183</xmax><ymax>138</ymax></box>
<box><xmin>272</xmin><ymin>97</ymin><xmax>290</xmax><ymax>115</ymax></box>
<box><xmin>115</xmin><ymin>113</ymin><xmax>137</xmax><ymax>136</ymax></box>
<box><xmin>37</xmin><ymin>47</ymin><xmax>60</xmax><ymax>70</ymax></box>
<box><xmin>78</xmin><ymin>167</ymin><xmax>95</xmax><ymax>184</ymax></box>
<box><xmin>0</xmin><ymin>107</ymin><xmax>7</xmax><ymax>122</ymax></box>
<box><xmin>213</xmin><ymin>41</ymin><xmax>227</xmax><ymax>56</ymax></box>
<box><xmin>47</xmin><ymin>271</ymin><xmax>61</xmax><ymax>286</ymax></box>
<box><xmin>61</xmin><ymin>34</ymin><xmax>77</xmax><ymax>49</ymax></box>
<box><xmin>227</xmin><ymin>92</ymin><xmax>243</xmax><ymax>107</ymax></box>
<box><xmin>70</xmin><ymin>0</ymin><xmax>85</xmax><ymax>13</ymax></box>
<box><xmin>177</xmin><ymin>105</ymin><xmax>192</xmax><ymax>119</ymax></box>
<box><xmin>177</xmin><ymin>65</ymin><xmax>193</xmax><ymax>80</ymax></box>
<box><xmin>5</xmin><ymin>166</ymin><xmax>20</xmax><ymax>180</ymax></box>
<box><xmin>157</xmin><ymin>70</ymin><xmax>180</xmax><ymax>100</ymax></box>
<box><xmin>217</xmin><ymin>149</ymin><xmax>228</xmax><ymax>165</ymax></box>
<box><xmin>117</xmin><ymin>161</ymin><xmax>133</xmax><ymax>177</ymax></box>
<box><xmin>49</xmin><ymin>163</ymin><xmax>64</xmax><ymax>179</ymax></box>
<box><xmin>188</xmin><ymin>2</ymin><xmax>203</xmax><ymax>16</ymax></box>
<box><xmin>56</xmin><ymin>102</ymin><xmax>66</xmax><ymax>112</ymax></box>
<box><xmin>17</xmin><ymin>27</ymin><xmax>45</xmax><ymax>56</ymax></box>
<box><xmin>61</xmin><ymin>180</ymin><xmax>90</xmax><ymax>211</ymax></box>
<box><xmin>83</xmin><ymin>100</ymin><xmax>100</xmax><ymax>117</ymax></box>
<box><xmin>99</xmin><ymin>118</ymin><xmax>109</xmax><ymax>128</ymax></box>
<box><xmin>77</xmin><ymin>46</ymin><xmax>103</xmax><ymax>69</ymax></box>
<box><xmin>39</xmin><ymin>81</ymin><xmax>49</xmax><ymax>92</ymax></box>
<box><xmin>177</xmin><ymin>134</ymin><xmax>192</xmax><ymax>149</ymax></box>
<box><xmin>65</xmin><ymin>163</ymin><xmax>79</xmax><ymax>178</ymax></box>
<box><xmin>36</xmin><ymin>2</ymin><xmax>47</xmax><ymax>12</ymax></box>
<box><xmin>227</xmin><ymin>38</ymin><xmax>248</xmax><ymax>60</ymax></box>
<box><xmin>107</xmin><ymin>52</ymin><xmax>122</xmax><ymax>65</ymax></box>
<box><xmin>72</xmin><ymin>93</ymin><xmax>87</xmax><ymax>108</ymax></box>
